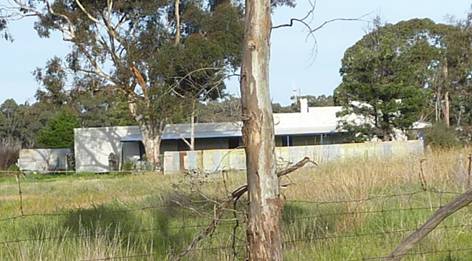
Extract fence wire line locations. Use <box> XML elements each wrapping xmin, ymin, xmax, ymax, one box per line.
<box><xmin>362</xmin><ymin>247</ymin><xmax>472</xmax><ymax>260</ymax></box>
<box><xmin>79</xmin><ymin>246</ymin><xmax>472</xmax><ymax>261</ymax></box>
<box><xmin>78</xmin><ymin>228</ymin><xmax>472</xmax><ymax>261</ymax></box>
<box><xmin>0</xmin><ymin>188</ymin><xmax>465</xmax><ymax>223</ymax></box>
<box><xmin>0</xmin><ymin>204</ymin><xmax>459</xmax><ymax>225</ymax></box>
<box><xmin>1</xmin><ymin>171</ymin><xmax>471</xmax><ymax>259</ymax></box>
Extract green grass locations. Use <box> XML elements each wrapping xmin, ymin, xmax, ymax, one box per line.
<box><xmin>0</xmin><ymin>149</ymin><xmax>472</xmax><ymax>260</ymax></box>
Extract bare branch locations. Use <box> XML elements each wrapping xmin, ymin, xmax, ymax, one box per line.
<box><xmin>271</xmin><ymin>0</ymin><xmax>316</xmax><ymax>30</ymax></box>
<box><xmin>308</xmin><ymin>15</ymin><xmax>370</xmax><ymax>33</ymax></box>
<box><xmin>387</xmin><ymin>188</ymin><xmax>472</xmax><ymax>260</ymax></box>
<box><xmin>74</xmin><ymin>0</ymin><xmax>99</xmax><ymax>23</ymax></box>
<box><xmin>175</xmin><ymin>157</ymin><xmax>317</xmax><ymax>260</ymax></box>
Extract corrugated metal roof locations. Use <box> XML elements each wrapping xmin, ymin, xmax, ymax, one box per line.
<box><xmin>120</xmin><ymin>108</ymin><xmax>342</xmax><ymax>141</ymax></box>
<box><xmin>80</xmin><ymin>106</ymin><xmax>428</xmax><ymax>142</ymax></box>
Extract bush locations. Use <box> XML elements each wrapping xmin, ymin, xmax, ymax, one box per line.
<box><xmin>122</xmin><ymin>161</ymin><xmax>135</xmax><ymax>171</ymax></box>
<box><xmin>425</xmin><ymin>122</ymin><xmax>460</xmax><ymax>148</ymax></box>
<box><xmin>0</xmin><ymin>139</ymin><xmax>21</xmax><ymax>170</ymax></box>
<box><xmin>36</xmin><ymin>110</ymin><xmax>80</xmax><ymax>149</ymax></box>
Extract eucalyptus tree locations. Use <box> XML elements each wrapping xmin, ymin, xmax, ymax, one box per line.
<box><xmin>9</xmin><ymin>0</ymin><xmax>243</xmax><ymax>168</ymax></box>
<box><xmin>335</xmin><ymin>18</ymin><xmax>472</xmax><ymax>141</ymax></box>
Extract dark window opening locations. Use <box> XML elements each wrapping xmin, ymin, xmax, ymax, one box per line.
<box><xmin>281</xmin><ymin>135</ymin><xmax>292</xmax><ymax>146</ymax></box>
<box><xmin>138</xmin><ymin>142</ymin><xmax>145</xmax><ymax>160</ymax></box>
<box><xmin>228</xmin><ymin>137</ymin><xmax>240</xmax><ymax>149</ymax></box>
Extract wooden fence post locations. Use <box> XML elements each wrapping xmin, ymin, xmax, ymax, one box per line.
<box><xmin>15</xmin><ymin>172</ymin><xmax>24</xmax><ymax>216</ymax></box>
<box><xmin>467</xmin><ymin>154</ymin><xmax>471</xmax><ymax>187</ymax></box>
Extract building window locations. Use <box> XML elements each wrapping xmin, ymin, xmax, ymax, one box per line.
<box><xmin>282</xmin><ymin>136</ymin><xmax>292</xmax><ymax>147</ymax></box>
<box><xmin>228</xmin><ymin>137</ymin><xmax>240</xmax><ymax>149</ymax></box>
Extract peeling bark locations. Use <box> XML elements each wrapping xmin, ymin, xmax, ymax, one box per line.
<box><xmin>127</xmin><ymin>96</ymin><xmax>164</xmax><ymax>170</ymax></box>
<box><xmin>240</xmin><ymin>0</ymin><xmax>283</xmax><ymax>260</ymax></box>
<box><xmin>141</xmin><ymin>129</ymin><xmax>162</xmax><ymax>169</ymax></box>
<box><xmin>442</xmin><ymin>61</ymin><xmax>450</xmax><ymax>127</ymax></box>
<box><xmin>443</xmin><ymin>91</ymin><xmax>450</xmax><ymax>127</ymax></box>
<box><xmin>174</xmin><ymin>0</ymin><xmax>181</xmax><ymax>45</ymax></box>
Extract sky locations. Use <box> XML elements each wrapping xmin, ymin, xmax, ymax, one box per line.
<box><xmin>0</xmin><ymin>0</ymin><xmax>471</xmax><ymax>105</ymax></box>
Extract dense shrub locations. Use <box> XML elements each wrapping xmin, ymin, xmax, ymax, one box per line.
<box><xmin>36</xmin><ymin>110</ymin><xmax>80</xmax><ymax>149</ymax></box>
<box><xmin>0</xmin><ymin>139</ymin><xmax>21</xmax><ymax>170</ymax></box>
<box><xmin>425</xmin><ymin>122</ymin><xmax>460</xmax><ymax>148</ymax></box>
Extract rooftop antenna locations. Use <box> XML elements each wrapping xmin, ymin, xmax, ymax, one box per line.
<box><xmin>291</xmin><ymin>82</ymin><xmax>301</xmax><ymax>103</ymax></box>
<box><xmin>291</xmin><ymin>87</ymin><xmax>301</xmax><ymax>103</ymax></box>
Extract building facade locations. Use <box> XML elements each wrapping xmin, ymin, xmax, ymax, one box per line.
<box><xmin>73</xmin><ymin>102</ymin><xmax>426</xmax><ymax>172</ymax></box>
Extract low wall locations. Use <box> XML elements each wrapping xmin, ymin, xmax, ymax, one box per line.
<box><xmin>163</xmin><ymin>140</ymin><xmax>424</xmax><ymax>175</ymax></box>
<box><xmin>18</xmin><ymin>149</ymin><xmax>71</xmax><ymax>172</ymax></box>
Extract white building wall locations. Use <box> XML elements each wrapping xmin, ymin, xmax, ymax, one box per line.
<box><xmin>164</xmin><ymin>140</ymin><xmax>424</xmax><ymax>174</ymax></box>
<box><xmin>18</xmin><ymin>149</ymin><xmax>71</xmax><ymax>172</ymax></box>
<box><xmin>74</xmin><ymin>126</ymin><xmax>141</xmax><ymax>172</ymax></box>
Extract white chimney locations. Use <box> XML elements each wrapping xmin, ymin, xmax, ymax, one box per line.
<box><xmin>299</xmin><ymin>98</ymin><xmax>308</xmax><ymax>113</ymax></box>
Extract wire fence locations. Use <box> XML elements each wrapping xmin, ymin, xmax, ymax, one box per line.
<box><xmin>1</xmin><ymin>157</ymin><xmax>472</xmax><ymax>260</ymax></box>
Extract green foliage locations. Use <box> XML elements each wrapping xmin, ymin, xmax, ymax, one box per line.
<box><xmin>34</xmin><ymin>57</ymin><xmax>69</xmax><ymax>107</ymax></box>
<box><xmin>36</xmin><ymin>110</ymin><xmax>80</xmax><ymax>148</ymax></box>
<box><xmin>197</xmin><ymin>95</ymin><xmax>241</xmax><ymax>122</ymax></box>
<box><xmin>425</xmin><ymin>123</ymin><xmax>460</xmax><ymax>148</ymax></box>
<box><xmin>0</xmin><ymin>139</ymin><xmax>20</xmax><ymax>170</ymax></box>
<box><xmin>0</xmin><ymin>99</ymin><xmax>39</xmax><ymax>147</ymax></box>
<box><xmin>335</xmin><ymin>18</ymin><xmax>441</xmax><ymax>141</ymax></box>
<box><xmin>13</xmin><ymin>0</ymin><xmax>246</xmax><ymax>161</ymax></box>
<box><xmin>272</xmin><ymin>95</ymin><xmax>335</xmax><ymax>113</ymax></box>
<box><xmin>7</xmin><ymin>163</ymin><xmax>19</xmax><ymax>172</ymax></box>
<box><xmin>122</xmin><ymin>161</ymin><xmax>135</xmax><ymax>172</ymax></box>
<box><xmin>30</xmin><ymin>0</ymin><xmax>243</xmax><ymax>117</ymax></box>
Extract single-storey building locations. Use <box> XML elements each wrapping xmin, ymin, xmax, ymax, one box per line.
<box><xmin>73</xmin><ymin>99</ymin><xmax>426</xmax><ymax>172</ymax></box>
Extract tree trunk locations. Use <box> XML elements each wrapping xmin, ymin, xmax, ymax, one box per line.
<box><xmin>190</xmin><ymin>101</ymin><xmax>195</xmax><ymax>151</ymax></box>
<box><xmin>442</xmin><ymin>60</ymin><xmax>450</xmax><ymax>127</ymax></box>
<box><xmin>435</xmin><ymin>86</ymin><xmax>441</xmax><ymax>123</ymax></box>
<box><xmin>174</xmin><ymin>0</ymin><xmax>181</xmax><ymax>45</ymax></box>
<box><xmin>240</xmin><ymin>1</ymin><xmax>283</xmax><ymax>260</ymax></box>
<box><xmin>443</xmin><ymin>91</ymin><xmax>450</xmax><ymax>127</ymax></box>
<box><xmin>127</xmin><ymin>97</ymin><xmax>164</xmax><ymax>170</ymax></box>
<box><xmin>141</xmin><ymin>129</ymin><xmax>162</xmax><ymax>169</ymax></box>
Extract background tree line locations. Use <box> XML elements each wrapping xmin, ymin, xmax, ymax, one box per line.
<box><xmin>3</xmin><ymin>3</ymin><xmax>472</xmax><ymax>170</ymax></box>
<box><xmin>335</xmin><ymin>16</ymin><xmax>472</xmax><ymax>145</ymax></box>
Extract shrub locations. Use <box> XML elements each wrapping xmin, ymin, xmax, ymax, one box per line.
<box><xmin>0</xmin><ymin>139</ymin><xmax>21</xmax><ymax>170</ymax></box>
<box><xmin>424</xmin><ymin>122</ymin><xmax>460</xmax><ymax>148</ymax></box>
<box><xmin>36</xmin><ymin>110</ymin><xmax>80</xmax><ymax>149</ymax></box>
<box><xmin>122</xmin><ymin>161</ymin><xmax>135</xmax><ymax>171</ymax></box>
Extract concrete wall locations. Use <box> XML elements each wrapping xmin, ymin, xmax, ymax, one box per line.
<box><xmin>74</xmin><ymin>126</ymin><xmax>240</xmax><ymax>172</ymax></box>
<box><xmin>74</xmin><ymin>126</ymin><xmax>141</xmax><ymax>172</ymax></box>
<box><xmin>163</xmin><ymin>140</ymin><xmax>424</xmax><ymax>174</ymax></box>
<box><xmin>18</xmin><ymin>149</ymin><xmax>71</xmax><ymax>172</ymax></box>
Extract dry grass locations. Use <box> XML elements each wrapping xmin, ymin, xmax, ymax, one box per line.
<box><xmin>0</xmin><ymin>148</ymin><xmax>471</xmax><ymax>260</ymax></box>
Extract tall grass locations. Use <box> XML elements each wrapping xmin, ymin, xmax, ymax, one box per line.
<box><xmin>0</xmin><ymin>148</ymin><xmax>471</xmax><ymax>260</ymax></box>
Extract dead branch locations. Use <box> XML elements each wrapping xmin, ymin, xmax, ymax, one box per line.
<box><xmin>418</xmin><ymin>158</ymin><xmax>427</xmax><ymax>191</ymax></box>
<box><xmin>272</xmin><ymin>0</ymin><xmax>369</xmax><ymax>36</ymax></box>
<box><xmin>386</xmin><ymin>188</ymin><xmax>472</xmax><ymax>260</ymax></box>
<box><xmin>172</xmin><ymin>200</ymin><xmax>232</xmax><ymax>261</ymax></box>
<box><xmin>174</xmin><ymin>157</ymin><xmax>317</xmax><ymax>260</ymax></box>
<box><xmin>271</xmin><ymin>0</ymin><xmax>316</xmax><ymax>30</ymax></box>
<box><xmin>232</xmin><ymin>157</ymin><xmax>317</xmax><ymax>199</ymax></box>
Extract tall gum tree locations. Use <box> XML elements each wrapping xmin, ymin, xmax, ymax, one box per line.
<box><xmin>9</xmin><ymin>0</ymin><xmax>243</xmax><ymax>168</ymax></box>
<box><xmin>240</xmin><ymin>0</ymin><xmax>283</xmax><ymax>259</ymax></box>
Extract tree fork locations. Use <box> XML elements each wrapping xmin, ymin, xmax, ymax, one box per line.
<box><xmin>240</xmin><ymin>0</ymin><xmax>283</xmax><ymax>260</ymax></box>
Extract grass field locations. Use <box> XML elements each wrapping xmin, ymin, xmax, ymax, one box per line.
<box><xmin>0</xmin><ymin>148</ymin><xmax>472</xmax><ymax>260</ymax></box>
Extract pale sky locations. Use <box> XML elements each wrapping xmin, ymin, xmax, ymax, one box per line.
<box><xmin>1</xmin><ymin>0</ymin><xmax>471</xmax><ymax>105</ymax></box>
